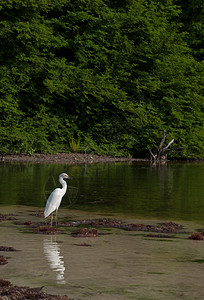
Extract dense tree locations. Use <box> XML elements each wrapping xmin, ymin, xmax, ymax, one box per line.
<box><xmin>0</xmin><ymin>0</ymin><xmax>203</xmax><ymax>158</ymax></box>
<box><xmin>175</xmin><ymin>0</ymin><xmax>204</xmax><ymax>61</ymax></box>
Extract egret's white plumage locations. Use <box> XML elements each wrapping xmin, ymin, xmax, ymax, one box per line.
<box><xmin>44</xmin><ymin>173</ymin><xmax>71</xmax><ymax>224</ymax></box>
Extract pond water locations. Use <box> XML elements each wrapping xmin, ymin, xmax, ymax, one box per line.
<box><xmin>0</xmin><ymin>161</ymin><xmax>204</xmax><ymax>299</ymax></box>
<box><xmin>1</xmin><ymin>162</ymin><xmax>204</xmax><ymax>221</ymax></box>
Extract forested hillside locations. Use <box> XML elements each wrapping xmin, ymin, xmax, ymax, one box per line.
<box><xmin>0</xmin><ymin>0</ymin><xmax>203</xmax><ymax>158</ymax></box>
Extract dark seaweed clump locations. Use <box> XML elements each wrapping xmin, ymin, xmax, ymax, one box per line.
<box><xmin>0</xmin><ymin>279</ymin><xmax>72</xmax><ymax>299</ymax></box>
<box><xmin>0</xmin><ymin>213</ymin><xmax>16</xmax><ymax>222</ymax></box>
<box><xmin>188</xmin><ymin>232</ymin><xmax>203</xmax><ymax>240</ymax></box>
<box><xmin>59</xmin><ymin>219</ymin><xmax>185</xmax><ymax>234</ymax></box>
<box><xmin>0</xmin><ymin>246</ymin><xmax>18</xmax><ymax>251</ymax></box>
<box><xmin>32</xmin><ymin>226</ymin><xmax>63</xmax><ymax>235</ymax></box>
<box><xmin>146</xmin><ymin>233</ymin><xmax>175</xmax><ymax>239</ymax></box>
<box><xmin>0</xmin><ymin>256</ymin><xmax>8</xmax><ymax>265</ymax></box>
<box><xmin>71</xmin><ymin>228</ymin><xmax>98</xmax><ymax>237</ymax></box>
<box><xmin>15</xmin><ymin>217</ymin><xmax>186</xmax><ymax>236</ymax></box>
<box><xmin>29</xmin><ymin>211</ymin><xmax>44</xmax><ymax>218</ymax></box>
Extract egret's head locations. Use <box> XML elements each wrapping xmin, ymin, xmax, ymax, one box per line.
<box><xmin>60</xmin><ymin>173</ymin><xmax>72</xmax><ymax>179</ymax></box>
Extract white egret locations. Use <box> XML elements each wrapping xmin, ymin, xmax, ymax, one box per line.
<box><xmin>44</xmin><ymin>173</ymin><xmax>72</xmax><ymax>227</ymax></box>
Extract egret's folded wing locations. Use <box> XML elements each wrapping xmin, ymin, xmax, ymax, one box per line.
<box><xmin>44</xmin><ymin>188</ymin><xmax>62</xmax><ymax>218</ymax></box>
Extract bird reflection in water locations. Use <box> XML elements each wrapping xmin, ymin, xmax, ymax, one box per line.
<box><xmin>43</xmin><ymin>238</ymin><xmax>66</xmax><ymax>284</ymax></box>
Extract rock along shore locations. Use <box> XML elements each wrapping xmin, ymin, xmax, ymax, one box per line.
<box><xmin>2</xmin><ymin>153</ymin><xmax>148</xmax><ymax>164</ymax></box>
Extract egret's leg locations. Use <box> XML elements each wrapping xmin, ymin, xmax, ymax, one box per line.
<box><xmin>55</xmin><ymin>210</ymin><xmax>58</xmax><ymax>226</ymax></box>
<box><xmin>50</xmin><ymin>214</ymin><xmax>53</xmax><ymax>228</ymax></box>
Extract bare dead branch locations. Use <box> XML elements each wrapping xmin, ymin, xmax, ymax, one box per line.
<box><xmin>166</xmin><ymin>147</ymin><xmax>184</xmax><ymax>153</ymax></box>
<box><xmin>162</xmin><ymin>139</ymin><xmax>174</xmax><ymax>152</ymax></box>
<box><xmin>158</xmin><ymin>130</ymin><xmax>166</xmax><ymax>151</ymax></box>
<box><xmin>149</xmin><ymin>149</ymin><xmax>157</xmax><ymax>160</ymax></box>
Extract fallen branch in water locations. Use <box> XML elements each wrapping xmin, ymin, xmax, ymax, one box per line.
<box><xmin>149</xmin><ymin>130</ymin><xmax>175</xmax><ymax>163</ymax></box>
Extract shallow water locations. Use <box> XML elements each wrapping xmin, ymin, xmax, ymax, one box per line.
<box><xmin>1</xmin><ymin>206</ymin><xmax>204</xmax><ymax>300</ymax></box>
<box><xmin>0</xmin><ymin>162</ymin><xmax>204</xmax><ymax>299</ymax></box>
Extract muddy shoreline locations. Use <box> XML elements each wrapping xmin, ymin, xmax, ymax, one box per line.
<box><xmin>1</xmin><ymin>210</ymin><xmax>203</xmax><ymax>299</ymax></box>
<box><xmin>2</xmin><ymin>153</ymin><xmax>148</xmax><ymax>164</ymax></box>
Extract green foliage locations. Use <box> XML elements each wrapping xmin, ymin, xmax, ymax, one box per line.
<box><xmin>69</xmin><ymin>134</ymin><xmax>81</xmax><ymax>153</ymax></box>
<box><xmin>0</xmin><ymin>0</ymin><xmax>203</xmax><ymax>158</ymax></box>
<box><xmin>175</xmin><ymin>0</ymin><xmax>204</xmax><ymax>61</ymax></box>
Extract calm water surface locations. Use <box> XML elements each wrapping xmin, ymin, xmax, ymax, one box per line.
<box><xmin>0</xmin><ymin>161</ymin><xmax>204</xmax><ymax>300</ymax></box>
<box><xmin>0</xmin><ymin>161</ymin><xmax>204</xmax><ymax>222</ymax></box>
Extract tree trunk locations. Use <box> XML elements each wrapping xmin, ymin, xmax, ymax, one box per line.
<box><xmin>150</xmin><ymin>131</ymin><xmax>174</xmax><ymax>163</ymax></box>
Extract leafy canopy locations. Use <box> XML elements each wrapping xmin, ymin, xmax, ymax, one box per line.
<box><xmin>0</xmin><ymin>0</ymin><xmax>203</xmax><ymax>158</ymax></box>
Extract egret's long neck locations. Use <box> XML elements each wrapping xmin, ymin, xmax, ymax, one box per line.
<box><xmin>59</xmin><ymin>177</ymin><xmax>67</xmax><ymax>196</ymax></box>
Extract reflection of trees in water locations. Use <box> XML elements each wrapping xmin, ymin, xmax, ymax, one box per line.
<box><xmin>151</xmin><ymin>164</ymin><xmax>174</xmax><ymax>201</ymax></box>
<box><xmin>43</xmin><ymin>238</ymin><xmax>66</xmax><ymax>284</ymax></box>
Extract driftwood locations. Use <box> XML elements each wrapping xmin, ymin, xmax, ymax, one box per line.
<box><xmin>150</xmin><ymin>131</ymin><xmax>174</xmax><ymax>162</ymax></box>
